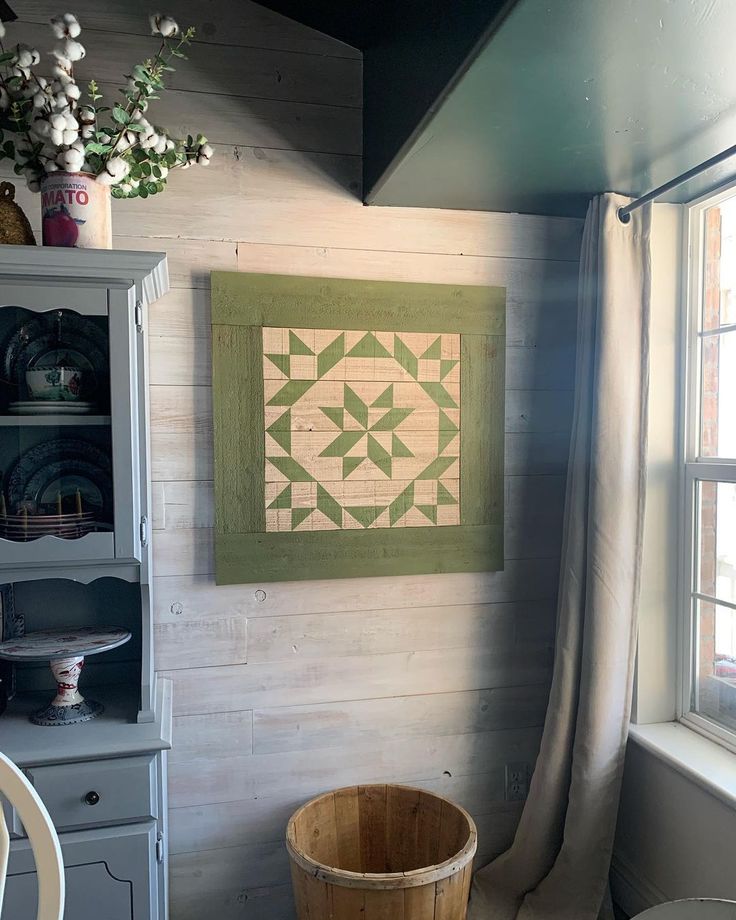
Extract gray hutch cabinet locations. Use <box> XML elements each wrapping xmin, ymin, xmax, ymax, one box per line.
<box><xmin>0</xmin><ymin>247</ymin><xmax>173</xmax><ymax>920</ymax></box>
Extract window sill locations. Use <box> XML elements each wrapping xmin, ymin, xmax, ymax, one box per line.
<box><xmin>629</xmin><ymin>721</ymin><xmax>736</xmax><ymax>811</ymax></box>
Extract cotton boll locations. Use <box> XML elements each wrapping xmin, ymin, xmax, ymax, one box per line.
<box><xmin>45</xmin><ymin>161</ymin><xmax>60</xmax><ymax>172</ymax></box>
<box><xmin>0</xmin><ymin>88</ymin><xmax>9</xmax><ymax>111</ymax></box>
<box><xmin>71</xmin><ymin>139</ymin><xmax>85</xmax><ymax>153</ymax></box>
<box><xmin>140</xmin><ymin>130</ymin><xmax>159</xmax><ymax>151</ymax></box>
<box><xmin>27</xmin><ymin>178</ymin><xmax>41</xmax><ymax>193</ymax></box>
<box><xmin>55</xmin><ymin>39</ymin><xmax>85</xmax><ymax>62</ymax></box>
<box><xmin>153</xmin><ymin>135</ymin><xmax>168</xmax><ymax>155</ymax></box>
<box><xmin>51</xmin><ymin>58</ymin><xmax>73</xmax><ymax>82</ymax></box>
<box><xmin>56</xmin><ymin>147</ymin><xmax>84</xmax><ymax>171</ymax></box>
<box><xmin>0</xmin><ymin>21</ymin><xmax>5</xmax><ymax>39</ymax></box>
<box><xmin>64</xmin><ymin>83</ymin><xmax>81</xmax><ymax>102</ymax></box>
<box><xmin>149</xmin><ymin>13</ymin><xmax>179</xmax><ymax>37</ymax></box>
<box><xmin>81</xmin><ymin>124</ymin><xmax>94</xmax><ymax>139</ymax></box>
<box><xmin>49</xmin><ymin>113</ymin><xmax>66</xmax><ymax>131</ymax></box>
<box><xmin>196</xmin><ymin>143</ymin><xmax>214</xmax><ymax>166</ymax></box>
<box><xmin>62</xmin><ymin>128</ymin><xmax>78</xmax><ymax>145</ymax></box>
<box><xmin>78</xmin><ymin>106</ymin><xmax>95</xmax><ymax>126</ymax></box>
<box><xmin>97</xmin><ymin>156</ymin><xmax>130</xmax><ymax>185</ymax></box>
<box><xmin>48</xmin><ymin>127</ymin><xmax>64</xmax><ymax>147</ymax></box>
<box><xmin>157</xmin><ymin>165</ymin><xmax>169</xmax><ymax>180</ymax></box>
<box><xmin>16</xmin><ymin>47</ymin><xmax>40</xmax><ymax>68</ymax></box>
<box><xmin>50</xmin><ymin>13</ymin><xmax>81</xmax><ymax>40</ymax></box>
<box><xmin>63</xmin><ymin>113</ymin><xmax>79</xmax><ymax>130</ymax></box>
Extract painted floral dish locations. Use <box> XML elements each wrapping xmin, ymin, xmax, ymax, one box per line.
<box><xmin>26</xmin><ymin>365</ymin><xmax>84</xmax><ymax>400</ymax></box>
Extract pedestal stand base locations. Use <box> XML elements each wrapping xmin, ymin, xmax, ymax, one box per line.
<box><xmin>31</xmin><ymin>697</ymin><xmax>104</xmax><ymax>726</ymax></box>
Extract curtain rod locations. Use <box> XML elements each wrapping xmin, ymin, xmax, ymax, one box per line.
<box><xmin>618</xmin><ymin>142</ymin><xmax>736</xmax><ymax>223</ymax></box>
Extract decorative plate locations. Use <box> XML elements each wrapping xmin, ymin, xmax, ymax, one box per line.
<box><xmin>2</xmin><ymin>312</ymin><xmax>108</xmax><ymax>401</ymax></box>
<box><xmin>6</xmin><ymin>439</ymin><xmax>113</xmax><ymax>517</ymax></box>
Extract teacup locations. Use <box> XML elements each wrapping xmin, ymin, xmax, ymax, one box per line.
<box><xmin>26</xmin><ymin>366</ymin><xmax>84</xmax><ymax>401</ymax></box>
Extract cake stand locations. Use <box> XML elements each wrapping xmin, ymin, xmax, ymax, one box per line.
<box><xmin>0</xmin><ymin>626</ymin><xmax>132</xmax><ymax>726</ymax></box>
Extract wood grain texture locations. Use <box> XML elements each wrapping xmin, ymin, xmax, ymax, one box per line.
<box><xmin>17</xmin><ymin>0</ymin><xmax>362</xmax><ymax>57</ymax></box>
<box><xmin>21</xmin><ymin>2</ymin><xmax>578</xmax><ymax>913</ymax></box>
<box><xmin>212</xmin><ymin>271</ymin><xmax>505</xmax><ymax>334</ymax></box>
<box><xmin>461</xmin><ymin>335</ymin><xmax>505</xmax><ymax>526</ymax></box>
<box><xmin>215</xmin><ymin>524</ymin><xmax>503</xmax><ymax>583</ymax></box>
<box><xmin>212</xmin><ymin>323</ymin><xmax>265</xmax><ymax>534</ymax></box>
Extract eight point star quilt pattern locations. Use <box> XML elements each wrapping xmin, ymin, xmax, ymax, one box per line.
<box><xmin>263</xmin><ymin>327</ymin><xmax>461</xmax><ymax>531</ymax></box>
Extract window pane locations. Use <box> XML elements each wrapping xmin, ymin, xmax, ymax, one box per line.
<box><xmin>697</xmin><ymin>480</ymin><xmax>736</xmax><ymax>605</ymax></box>
<box><xmin>703</xmin><ymin>200</ymin><xmax>736</xmax><ymax>331</ymax></box>
<box><xmin>700</xmin><ymin>329</ymin><xmax>736</xmax><ymax>458</ymax></box>
<box><xmin>693</xmin><ymin>597</ymin><xmax>736</xmax><ymax>732</ymax></box>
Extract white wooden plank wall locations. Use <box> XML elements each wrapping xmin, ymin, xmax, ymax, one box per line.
<box><xmin>10</xmin><ymin>2</ymin><xmax>582</xmax><ymax>916</ymax></box>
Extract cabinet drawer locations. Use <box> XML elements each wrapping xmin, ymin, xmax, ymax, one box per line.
<box><xmin>26</xmin><ymin>755</ymin><xmax>156</xmax><ymax>830</ymax></box>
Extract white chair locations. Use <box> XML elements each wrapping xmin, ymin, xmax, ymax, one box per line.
<box><xmin>634</xmin><ymin>901</ymin><xmax>736</xmax><ymax>918</ymax></box>
<box><xmin>0</xmin><ymin>751</ymin><xmax>64</xmax><ymax>920</ymax></box>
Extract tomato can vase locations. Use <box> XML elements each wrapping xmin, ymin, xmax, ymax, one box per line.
<box><xmin>40</xmin><ymin>171</ymin><xmax>112</xmax><ymax>249</ymax></box>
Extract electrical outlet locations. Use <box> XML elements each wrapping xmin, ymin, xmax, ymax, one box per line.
<box><xmin>505</xmin><ymin>762</ymin><xmax>529</xmax><ymax>802</ymax></box>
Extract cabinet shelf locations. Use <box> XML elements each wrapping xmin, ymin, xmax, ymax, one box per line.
<box><xmin>0</xmin><ymin>415</ymin><xmax>111</xmax><ymax>426</ymax></box>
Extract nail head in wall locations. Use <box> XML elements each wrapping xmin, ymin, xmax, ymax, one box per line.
<box><xmin>255</xmin><ymin>589</ymin><xmax>267</xmax><ymax>603</ymax></box>
<box><xmin>170</xmin><ymin>602</ymin><xmax>183</xmax><ymax>616</ymax></box>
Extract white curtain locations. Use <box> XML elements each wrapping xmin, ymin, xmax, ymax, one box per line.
<box><xmin>469</xmin><ymin>193</ymin><xmax>652</xmax><ymax>920</ymax></box>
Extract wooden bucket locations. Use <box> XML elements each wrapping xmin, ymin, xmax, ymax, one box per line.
<box><xmin>286</xmin><ymin>784</ymin><xmax>477</xmax><ymax>919</ymax></box>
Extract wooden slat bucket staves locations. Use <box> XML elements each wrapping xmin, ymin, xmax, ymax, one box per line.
<box><xmin>286</xmin><ymin>784</ymin><xmax>478</xmax><ymax>920</ymax></box>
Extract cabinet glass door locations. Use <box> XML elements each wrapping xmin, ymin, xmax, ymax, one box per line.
<box><xmin>0</xmin><ymin>287</ymin><xmax>139</xmax><ymax>570</ymax></box>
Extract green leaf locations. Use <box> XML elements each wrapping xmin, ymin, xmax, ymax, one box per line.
<box><xmin>138</xmin><ymin>184</ymin><xmax>149</xmax><ymax>198</ymax></box>
<box><xmin>151</xmin><ymin>165</ymin><xmax>161</xmax><ymax>178</ymax></box>
<box><xmin>112</xmin><ymin>105</ymin><xmax>130</xmax><ymax>125</ymax></box>
<box><xmin>0</xmin><ymin>51</ymin><xmax>15</xmax><ymax>63</ymax></box>
<box><xmin>84</xmin><ymin>142</ymin><xmax>112</xmax><ymax>155</ymax></box>
<box><xmin>111</xmin><ymin>187</ymin><xmax>125</xmax><ymax>199</ymax></box>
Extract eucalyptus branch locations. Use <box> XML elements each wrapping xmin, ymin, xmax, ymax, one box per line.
<box><xmin>0</xmin><ymin>13</ymin><xmax>212</xmax><ymax>194</ymax></box>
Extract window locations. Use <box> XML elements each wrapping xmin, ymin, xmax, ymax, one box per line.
<box><xmin>683</xmin><ymin>190</ymin><xmax>736</xmax><ymax>745</ymax></box>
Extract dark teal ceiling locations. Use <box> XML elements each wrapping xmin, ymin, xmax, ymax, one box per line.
<box><xmin>371</xmin><ymin>0</ymin><xmax>736</xmax><ymax>215</ymax></box>
<box><xmin>254</xmin><ymin>0</ymin><xmax>517</xmax><ymax>199</ymax></box>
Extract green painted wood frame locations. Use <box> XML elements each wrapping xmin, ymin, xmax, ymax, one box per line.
<box><xmin>211</xmin><ymin>271</ymin><xmax>506</xmax><ymax>584</ymax></box>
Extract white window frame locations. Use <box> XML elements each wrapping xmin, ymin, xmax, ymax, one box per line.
<box><xmin>679</xmin><ymin>179</ymin><xmax>736</xmax><ymax>753</ymax></box>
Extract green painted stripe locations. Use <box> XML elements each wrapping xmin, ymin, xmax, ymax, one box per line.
<box><xmin>211</xmin><ymin>272</ymin><xmax>505</xmax><ymax>336</ymax></box>
<box><xmin>215</xmin><ymin>524</ymin><xmax>504</xmax><ymax>584</ymax></box>
<box><xmin>461</xmin><ymin>334</ymin><xmax>505</xmax><ymax>526</ymax></box>
<box><xmin>212</xmin><ymin>324</ymin><xmax>265</xmax><ymax>536</ymax></box>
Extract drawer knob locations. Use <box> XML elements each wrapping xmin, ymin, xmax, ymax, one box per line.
<box><xmin>84</xmin><ymin>791</ymin><xmax>100</xmax><ymax>806</ymax></box>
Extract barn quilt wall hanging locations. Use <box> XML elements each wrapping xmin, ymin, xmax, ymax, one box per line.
<box><xmin>211</xmin><ymin>272</ymin><xmax>506</xmax><ymax>584</ymax></box>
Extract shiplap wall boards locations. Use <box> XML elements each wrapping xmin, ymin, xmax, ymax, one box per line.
<box><xmin>4</xmin><ymin>1</ymin><xmax>581</xmax><ymax>916</ymax></box>
<box><xmin>211</xmin><ymin>272</ymin><xmax>506</xmax><ymax>583</ymax></box>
